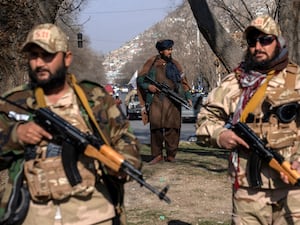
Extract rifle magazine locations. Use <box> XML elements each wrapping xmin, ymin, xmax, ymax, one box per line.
<box><xmin>248</xmin><ymin>152</ymin><xmax>263</xmax><ymax>188</ymax></box>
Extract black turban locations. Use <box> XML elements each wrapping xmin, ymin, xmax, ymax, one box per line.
<box><xmin>155</xmin><ymin>39</ymin><xmax>174</xmax><ymax>51</ymax></box>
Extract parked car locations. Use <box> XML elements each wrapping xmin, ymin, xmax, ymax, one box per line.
<box><xmin>126</xmin><ymin>93</ymin><xmax>142</xmax><ymax>120</ymax></box>
<box><xmin>181</xmin><ymin>93</ymin><xmax>206</xmax><ymax>123</ymax></box>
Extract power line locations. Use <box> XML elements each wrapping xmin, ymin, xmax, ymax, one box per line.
<box><xmin>89</xmin><ymin>39</ymin><xmax>125</xmax><ymax>43</ymax></box>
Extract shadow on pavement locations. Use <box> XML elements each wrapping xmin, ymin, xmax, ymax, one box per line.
<box><xmin>168</xmin><ymin>220</ymin><xmax>192</xmax><ymax>225</ymax></box>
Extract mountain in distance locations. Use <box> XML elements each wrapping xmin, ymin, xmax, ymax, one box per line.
<box><xmin>103</xmin><ymin>0</ymin><xmax>274</xmax><ymax>87</ymax></box>
<box><xmin>102</xmin><ymin>0</ymin><xmax>201</xmax><ymax>84</ymax></box>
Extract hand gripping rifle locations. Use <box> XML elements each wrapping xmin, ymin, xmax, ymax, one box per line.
<box><xmin>231</xmin><ymin>122</ymin><xmax>300</xmax><ymax>187</ymax></box>
<box><xmin>0</xmin><ymin>97</ymin><xmax>171</xmax><ymax>204</ymax></box>
<box><xmin>145</xmin><ymin>75</ymin><xmax>191</xmax><ymax>110</ymax></box>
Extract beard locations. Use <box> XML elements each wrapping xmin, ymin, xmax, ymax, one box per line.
<box><xmin>160</xmin><ymin>53</ymin><xmax>172</xmax><ymax>62</ymax></box>
<box><xmin>28</xmin><ymin>63</ymin><xmax>67</xmax><ymax>93</ymax></box>
<box><xmin>243</xmin><ymin>46</ymin><xmax>280</xmax><ymax>73</ymax></box>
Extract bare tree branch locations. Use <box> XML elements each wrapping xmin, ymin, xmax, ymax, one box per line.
<box><xmin>188</xmin><ymin>0</ymin><xmax>243</xmax><ymax>72</ymax></box>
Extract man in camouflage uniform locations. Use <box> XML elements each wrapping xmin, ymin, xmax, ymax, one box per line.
<box><xmin>196</xmin><ymin>15</ymin><xmax>300</xmax><ymax>224</ymax></box>
<box><xmin>137</xmin><ymin>39</ymin><xmax>192</xmax><ymax>164</ymax></box>
<box><xmin>0</xmin><ymin>23</ymin><xmax>141</xmax><ymax>225</ymax></box>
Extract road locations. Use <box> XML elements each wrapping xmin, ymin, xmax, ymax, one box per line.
<box><xmin>128</xmin><ymin>120</ymin><xmax>196</xmax><ymax>145</ymax></box>
<box><xmin>118</xmin><ymin>91</ymin><xmax>196</xmax><ymax>144</ymax></box>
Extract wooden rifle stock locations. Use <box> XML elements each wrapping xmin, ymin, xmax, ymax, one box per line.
<box><xmin>269</xmin><ymin>159</ymin><xmax>300</xmax><ymax>185</ymax></box>
<box><xmin>232</xmin><ymin>122</ymin><xmax>300</xmax><ymax>186</ymax></box>
<box><xmin>84</xmin><ymin>144</ymin><xmax>121</xmax><ymax>172</ymax></box>
<box><xmin>0</xmin><ymin>96</ymin><xmax>171</xmax><ymax>203</ymax></box>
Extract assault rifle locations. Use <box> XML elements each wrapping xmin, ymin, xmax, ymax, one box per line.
<box><xmin>231</xmin><ymin>122</ymin><xmax>300</xmax><ymax>187</ymax></box>
<box><xmin>0</xmin><ymin>97</ymin><xmax>171</xmax><ymax>204</ymax></box>
<box><xmin>145</xmin><ymin>75</ymin><xmax>191</xmax><ymax>110</ymax></box>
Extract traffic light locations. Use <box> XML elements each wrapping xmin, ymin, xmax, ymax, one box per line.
<box><xmin>77</xmin><ymin>33</ymin><xmax>83</xmax><ymax>48</ymax></box>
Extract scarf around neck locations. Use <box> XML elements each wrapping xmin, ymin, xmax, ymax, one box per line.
<box><xmin>231</xmin><ymin>67</ymin><xmax>267</xmax><ymax>124</ymax></box>
<box><xmin>231</xmin><ymin>45</ymin><xmax>289</xmax><ymax>124</ymax></box>
<box><xmin>160</xmin><ymin>54</ymin><xmax>181</xmax><ymax>83</ymax></box>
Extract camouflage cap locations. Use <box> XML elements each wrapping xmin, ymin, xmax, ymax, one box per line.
<box><xmin>244</xmin><ymin>15</ymin><xmax>281</xmax><ymax>39</ymax></box>
<box><xmin>21</xmin><ymin>23</ymin><xmax>69</xmax><ymax>53</ymax></box>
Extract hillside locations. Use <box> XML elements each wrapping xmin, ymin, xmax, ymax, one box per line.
<box><xmin>103</xmin><ymin>0</ymin><xmax>275</xmax><ymax>90</ymax></box>
<box><xmin>103</xmin><ymin>0</ymin><xmax>214</xmax><ymax>89</ymax></box>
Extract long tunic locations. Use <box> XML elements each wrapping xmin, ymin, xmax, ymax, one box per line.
<box><xmin>137</xmin><ymin>55</ymin><xmax>191</xmax><ymax>129</ymax></box>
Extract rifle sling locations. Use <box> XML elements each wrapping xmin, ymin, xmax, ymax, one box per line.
<box><xmin>69</xmin><ymin>74</ymin><xmax>110</xmax><ymax>145</ymax></box>
<box><xmin>35</xmin><ymin>87</ymin><xmax>47</xmax><ymax>107</ymax></box>
<box><xmin>240</xmin><ymin>70</ymin><xmax>275</xmax><ymax>122</ymax></box>
<box><xmin>34</xmin><ymin>74</ymin><xmax>110</xmax><ymax>146</ymax></box>
<box><xmin>34</xmin><ymin>74</ymin><xmax>113</xmax><ymax>186</ymax></box>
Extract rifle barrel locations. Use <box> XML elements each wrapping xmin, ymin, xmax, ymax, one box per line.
<box><xmin>145</xmin><ymin>76</ymin><xmax>191</xmax><ymax>110</ymax></box>
<box><xmin>0</xmin><ymin>96</ymin><xmax>172</xmax><ymax>203</ymax></box>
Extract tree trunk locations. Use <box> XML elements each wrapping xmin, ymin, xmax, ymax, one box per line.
<box><xmin>188</xmin><ymin>0</ymin><xmax>243</xmax><ymax>72</ymax></box>
<box><xmin>279</xmin><ymin>0</ymin><xmax>300</xmax><ymax>64</ymax></box>
<box><xmin>0</xmin><ymin>0</ymin><xmax>64</xmax><ymax>93</ymax></box>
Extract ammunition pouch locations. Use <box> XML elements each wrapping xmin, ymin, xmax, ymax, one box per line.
<box><xmin>245</xmin><ymin>101</ymin><xmax>300</xmax><ymax>187</ymax></box>
<box><xmin>245</xmin><ymin>84</ymin><xmax>300</xmax><ymax>151</ymax></box>
<box><xmin>24</xmin><ymin>155</ymin><xmax>95</xmax><ymax>202</ymax></box>
<box><xmin>266</xmin><ymin>118</ymin><xmax>297</xmax><ymax>150</ymax></box>
<box><xmin>244</xmin><ymin>101</ymin><xmax>300</xmax><ymax>187</ymax></box>
<box><xmin>263</xmin><ymin>101</ymin><xmax>299</xmax><ymax>150</ymax></box>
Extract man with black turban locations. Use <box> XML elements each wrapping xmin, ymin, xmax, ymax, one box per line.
<box><xmin>137</xmin><ymin>39</ymin><xmax>192</xmax><ymax>164</ymax></box>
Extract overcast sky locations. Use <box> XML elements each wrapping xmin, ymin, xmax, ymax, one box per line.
<box><xmin>79</xmin><ymin>0</ymin><xmax>183</xmax><ymax>54</ymax></box>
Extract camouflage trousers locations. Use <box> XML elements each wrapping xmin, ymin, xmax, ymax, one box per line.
<box><xmin>232</xmin><ymin>186</ymin><xmax>300</xmax><ymax>225</ymax></box>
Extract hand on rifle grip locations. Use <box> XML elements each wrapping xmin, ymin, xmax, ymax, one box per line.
<box><xmin>148</xmin><ymin>84</ymin><xmax>158</xmax><ymax>93</ymax></box>
<box><xmin>280</xmin><ymin>160</ymin><xmax>300</xmax><ymax>185</ymax></box>
<box><xmin>16</xmin><ymin>121</ymin><xmax>52</xmax><ymax>145</ymax></box>
<box><xmin>219</xmin><ymin>130</ymin><xmax>249</xmax><ymax>150</ymax></box>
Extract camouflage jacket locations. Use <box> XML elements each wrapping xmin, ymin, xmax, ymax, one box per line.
<box><xmin>0</xmin><ymin>74</ymin><xmax>141</xmax><ymax>224</ymax></box>
<box><xmin>196</xmin><ymin>62</ymin><xmax>300</xmax><ymax>189</ymax></box>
